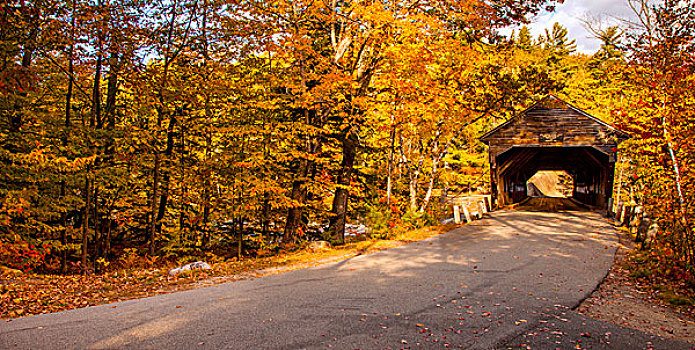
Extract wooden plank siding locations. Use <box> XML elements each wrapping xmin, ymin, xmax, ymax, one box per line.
<box><xmin>480</xmin><ymin>95</ymin><xmax>629</xmax><ymax>210</ymax></box>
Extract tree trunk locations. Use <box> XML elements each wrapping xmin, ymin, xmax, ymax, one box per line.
<box><xmin>329</xmin><ymin>129</ymin><xmax>358</xmax><ymax>244</ymax></box>
<box><xmin>104</xmin><ymin>192</ymin><xmax>118</xmax><ymax>258</ymax></box>
<box><xmin>104</xmin><ymin>50</ymin><xmax>119</xmax><ymax>130</ymax></box>
<box><xmin>150</xmin><ymin>0</ymin><xmax>193</xmax><ymax>252</ymax></box>
<box><xmin>81</xmin><ymin>174</ymin><xmax>91</xmax><ymax>269</ymax></box>
<box><xmin>149</xmin><ymin>153</ymin><xmax>160</xmax><ymax>256</ymax></box>
<box><xmin>60</xmin><ymin>180</ymin><xmax>68</xmax><ymax>274</ymax></box>
<box><xmin>262</xmin><ymin>120</ymin><xmax>270</xmax><ymax>237</ymax></box>
<box><xmin>400</xmin><ymin>136</ymin><xmax>423</xmax><ymax>213</ymax></box>
<box><xmin>408</xmin><ymin>151</ymin><xmax>424</xmax><ymax>213</ymax></box>
<box><xmin>91</xmin><ymin>50</ymin><xmax>102</xmax><ymax>129</ymax></box>
<box><xmin>409</xmin><ymin>175</ymin><xmax>418</xmax><ymax>212</ymax></box>
<box><xmin>238</xmin><ymin>217</ymin><xmax>243</xmax><ymax>258</ymax></box>
<box><xmin>662</xmin><ymin>106</ymin><xmax>692</xmax><ymax>262</ymax></box>
<box><xmin>282</xmin><ymin>46</ymin><xmax>322</xmax><ymax>244</ymax></box>
<box><xmin>156</xmin><ymin>177</ymin><xmax>170</xmax><ymax>235</ymax></box>
<box><xmin>420</xmin><ymin>158</ymin><xmax>439</xmax><ymax>213</ymax></box>
<box><xmin>201</xmin><ymin>125</ymin><xmax>210</xmax><ymax>247</ymax></box>
<box><xmin>93</xmin><ymin>185</ymin><xmax>100</xmax><ymax>257</ymax></box>
<box><xmin>202</xmin><ymin>185</ymin><xmax>210</xmax><ymax>246</ymax></box>
<box><xmin>386</xmin><ymin>107</ymin><xmax>396</xmax><ymax>205</ymax></box>
<box><xmin>283</xmin><ymin>126</ymin><xmax>318</xmax><ymax>244</ymax></box>
<box><xmin>105</xmin><ymin>218</ymin><xmax>112</xmax><ymax>257</ymax></box>
<box><xmin>200</xmin><ymin>101</ymin><xmax>212</xmax><ymax>246</ymax></box>
<box><xmin>420</xmin><ymin>139</ymin><xmax>441</xmax><ymax>213</ymax></box>
<box><xmin>61</xmin><ymin>10</ymin><xmax>75</xmax><ymax>273</ymax></box>
<box><xmin>284</xmin><ymin>157</ymin><xmax>310</xmax><ymax>243</ymax></box>
<box><xmin>262</xmin><ymin>194</ymin><xmax>269</xmax><ymax>237</ymax></box>
<box><xmin>155</xmin><ymin>113</ymin><xmax>178</xmax><ymax>237</ymax></box>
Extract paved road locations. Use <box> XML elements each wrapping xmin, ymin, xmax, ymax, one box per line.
<box><xmin>2</xmin><ymin>211</ymin><xmax>693</xmax><ymax>349</ymax></box>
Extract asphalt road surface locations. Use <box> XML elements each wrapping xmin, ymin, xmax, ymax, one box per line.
<box><xmin>2</xmin><ymin>211</ymin><xmax>693</xmax><ymax>349</ymax></box>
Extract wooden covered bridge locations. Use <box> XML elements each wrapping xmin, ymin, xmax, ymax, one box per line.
<box><xmin>480</xmin><ymin>95</ymin><xmax>629</xmax><ymax>211</ymax></box>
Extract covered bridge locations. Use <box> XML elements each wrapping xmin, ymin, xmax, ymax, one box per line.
<box><xmin>480</xmin><ymin>95</ymin><xmax>630</xmax><ymax>211</ymax></box>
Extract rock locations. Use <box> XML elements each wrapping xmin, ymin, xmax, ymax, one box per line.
<box><xmin>306</xmin><ymin>241</ymin><xmax>331</xmax><ymax>252</ymax></box>
<box><xmin>168</xmin><ymin>261</ymin><xmax>212</xmax><ymax>276</ymax></box>
<box><xmin>441</xmin><ymin>217</ymin><xmax>455</xmax><ymax>225</ymax></box>
<box><xmin>345</xmin><ymin>224</ymin><xmax>369</xmax><ymax>236</ymax></box>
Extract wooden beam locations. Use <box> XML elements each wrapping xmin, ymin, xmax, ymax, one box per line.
<box><xmin>499</xmin><ymin>148</ymin><xmax>537</xmax><ymax>176</ymax></box>
<box><xmin>582</xmin><ymin>148</ymin><xmax>605</xmax><ymax>168</ymax></box>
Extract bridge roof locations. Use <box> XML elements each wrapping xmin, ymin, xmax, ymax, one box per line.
<box><xmin>479</xmin><ymin>94</ymin><xmax>630</xmax><ymax>146</ymax></box>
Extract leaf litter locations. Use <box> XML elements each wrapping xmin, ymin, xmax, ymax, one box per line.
<box><xmin>576</xmin><ymin>229</ymin><xmax>695</xmax><ymax>343</ymax></box>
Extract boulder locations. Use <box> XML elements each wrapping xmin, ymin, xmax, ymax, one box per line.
<box><xmin>306</xmin><ymin>241</ymin><xmax>331</xmax><ymax>252</ymax></box>
<box><xmin>168</xmin><ymin>261</ymin><xmax>212</xmax><ymax>276</ymax></box>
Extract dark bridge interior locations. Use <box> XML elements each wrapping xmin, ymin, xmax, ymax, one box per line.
<box><xmin>495</xmin><ymin>146</ymin><xmax>612</xmax><ymax>207</ymax></box>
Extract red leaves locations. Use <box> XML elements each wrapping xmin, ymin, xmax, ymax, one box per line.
<box><xmin>0</xmin><ymin>240</ymin><xmax>51</xmax><ymax>272</ymax></box>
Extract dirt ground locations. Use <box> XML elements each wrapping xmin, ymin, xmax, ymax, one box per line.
<box><xmin>576</xmin><ymin>230</ymin><xmax>695</xmax><ymax>344</ymax></box>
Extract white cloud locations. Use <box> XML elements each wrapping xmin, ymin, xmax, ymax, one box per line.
<box><xmin>499</xmin><ymin>0</ymin><xmax>639</xmax><ymax>54</ymax></box>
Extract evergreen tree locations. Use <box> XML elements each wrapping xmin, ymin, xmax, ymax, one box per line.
<box><xmin>543</xmin><ymin>22</ymin><xmax>577</xmax><ymax>56</ymax></box>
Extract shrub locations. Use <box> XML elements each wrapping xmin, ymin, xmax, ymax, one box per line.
<box><xmin>0</xmin><ymin>238</ymin><xmax>51</xmax><ymax>272</ymax></box>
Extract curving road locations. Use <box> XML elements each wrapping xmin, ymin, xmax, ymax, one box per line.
<box><xmin>1</xmin><ymin>211</ymin><xmax>693</xmax><ymax>349</ymax></box>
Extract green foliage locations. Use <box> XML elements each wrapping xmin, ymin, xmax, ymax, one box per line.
<box><xmin>360</xmin><ymin>200</ymin><xmax>399</xmax><ymax>238</ymax></box>
<box><xmin>115</xmin><ymin>248</ymin><xmax>158</xmax><ymax>271</ymax></box>
<box><xmin>401</xmin><ymin>211</ymin><xmax>431</xmax><ymax>230</ymax></box>
<box><xmin>540</xmin><ymin>22</ymin><xmax>577</xmax><ymax>57</ymax></box>
<box><xmin>659</xmin><ymin>290</ymin><xmax>695</xmax><ymax>307</ymax></box>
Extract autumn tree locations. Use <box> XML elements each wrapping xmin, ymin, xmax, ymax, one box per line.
<box><xmin>616</xmin><ymin>0</ymin><xmax>695</xmax><ymax>265</ymax></box>
<box><xmin>0</xmin><ymin>0</ymin><xmax>583</xmax><ymax>272</ymax></box>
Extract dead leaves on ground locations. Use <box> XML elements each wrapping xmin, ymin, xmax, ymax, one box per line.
<box><xmin>0</xmin><ymin>269</ymin><xmax>203</xmax><ymax>319</ymax></box>
<box><xmin>1</xmin><ymin>226</ymin><xmax>449</xmax><ymax>319</ymax></box>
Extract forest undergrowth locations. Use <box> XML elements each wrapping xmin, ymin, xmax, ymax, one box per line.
<box><xmin>0</xmin><ymin>223</ymin><xmax>458</xmax><ymax>319</ymax></box>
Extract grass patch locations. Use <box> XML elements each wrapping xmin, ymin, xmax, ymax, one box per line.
<box><xmin>629</xmin><ymin>268</ymin><xmax>652</xmax><ymax>279</ymax></box>
<box><xmin>660</xmin><ymin>290</ymin><xmax>695</xmax><ymax>307</ymax></box>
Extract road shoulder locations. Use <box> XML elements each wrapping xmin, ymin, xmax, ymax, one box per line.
<box><xmin>576</xmin><ymin>228</ymin><xmax>695</xmax><ymax>344</ymax></box>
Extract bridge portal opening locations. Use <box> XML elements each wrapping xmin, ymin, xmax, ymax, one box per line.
<box><xmin>492</xmin><ymin>146</ymin><xmax>611</xmax><ymax>208</ymax></box>
<box><xmin>526</xmin><ymin>170</ymin><xmax>574</xmax><ymax>198</ymax></box>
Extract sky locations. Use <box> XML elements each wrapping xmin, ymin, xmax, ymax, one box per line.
<box><xmin>499</xmin><ymin>0</ymin><xmax>640</xmax><ymax>54</ymax></box>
